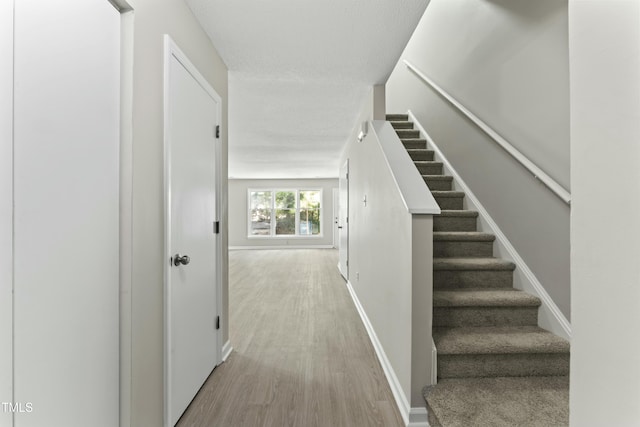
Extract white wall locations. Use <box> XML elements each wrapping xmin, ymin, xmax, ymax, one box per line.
<box><xmin>386</xmin><ymin>0</ymin><xmax>571</xmax><ymax>319</ymax></box>
<box><xmin>12</xmin><ymin>1</ymin><xmax>120</xmax><ymax>424</ymax></box>
<box><xmin>130</xmin><ymin>2</ymin><xmax>228</xmax><ymax>425</ymax></box>
<box><xmin>0</xmin><ymin>2</ymin><xmax>13</xmax><ymax>426</ymax></box>
<box><xmin>339</xmin><ymin>89</ymin><xmax>436</xmax><ymax>423</ymax></box>
<box><xmin>342</xmin><ymin>99</ymin><xmax>413</xmax><ymax>408</ymax></box>
<box><xmin>228</xmin><ymin>178</ymin><xmax>337</xmax><ymax>248</ymax></box>
<box><xmin>569</xmin><ymin>1</ymin><xmax>640</xmax><ymax>425</ymax></box>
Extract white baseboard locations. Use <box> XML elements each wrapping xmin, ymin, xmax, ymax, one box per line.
<box><xmin>345</xmin><ymin>280</ymin><xmax>429</xmax><ymax>427</ymax></box>
<box><xmin>408</xmin><ymin>407</ymin><xmax>430</xmax><ymax>427</ymax></box>
<box><xmin>408</xmin><ymin>110</ymin><xmax>571</xmax><ymax>341</ymax></box>
<box><xmin>229</xmin><ymin>245</ymin><xmax>334</xmax><ymax>250</ymax></box>
<box><xmin>221</xmin><ymin>340</ymin><xmax>233</xmax><ymax>362</ymax></box>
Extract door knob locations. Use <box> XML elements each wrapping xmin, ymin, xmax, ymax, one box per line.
<box><xmin>173</xmin><ymin>254</ymin><xmax>190</xmax><ymax>266</ymax></box>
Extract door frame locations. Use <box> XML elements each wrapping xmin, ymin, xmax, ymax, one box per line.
<box><xmin>111</xmin><ymin>2</ymin><xmax>135</xmax><ymax>426</ymax></box>
<box><xmin>0</xmin><ymin>2</ymin><xmax>14</xmax><ymax>425</ymax></box>
<box><xmin>163</xmin><ymin>35</ymin><xmax>223</xmax><ymax>427</ymax></box>
<box><xmin>338</xmin><ymin>159</ymin><xmax>349</xmax><ymax>279</ymax></box>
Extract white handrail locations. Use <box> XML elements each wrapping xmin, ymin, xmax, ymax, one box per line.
<box><xmin>403</xmin><ymin>60</ymin><xmax>571</xmax><ymax>205</ymax></box>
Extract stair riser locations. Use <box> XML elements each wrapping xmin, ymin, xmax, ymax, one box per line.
<box><xmin>416</xmin><ymin>163</ymin><xmax>443</xmax><ymax>175</ymax></box>
<box><xmin>402</xmin><ymin>140</ymin><xmax>427</xmax><ymax>150</ymax></box>
<box><xmin>433</xmin><ymin>216</ymin><xmax>477</xmax><ymax>232</ymax></box>
<box><xmin>434</xmin><ymin>270</ymin><xmax>513</xmax><ymax>289</ymax></box>
<box><xmin>391</xmin><ymin>122</ymin><xmax>413</xmax><ymax>129</ymax></box>
<box><xmin>438</xmin><ymin>353</ymin><xmax>570</xmax><ymax>379</ymax></box>
<box><xmin>387</xmin><ymin>114</ymin><xmax>408</xmax><ymax>121</ymax></box>
<box><xmin>408</xmin><ymin>151</ymin><xmax>435</xmax><ymax>161</ymax></box>
<box><xmin>396</xmin><ymin>130</ymin><xmax>420</xmax><ymax>138</ymax></box>
<box><xmin>424</xmin><ymin>178</ymin><xmax>452</xmax><ymax>191</ymax></box>
<box><xmin>433</xmin><ymin>307</ymin><xmax>539</xmax><ymax>328</ymax></box>
<box><xmin>434</xmin><ymin>241</ymin><xmax>494</xmax><ymax>258</ymax></box>
<box><xmin>434</xmin><ymin>195</ymin><xmax>464</xmax><ymax>210</ymax></box>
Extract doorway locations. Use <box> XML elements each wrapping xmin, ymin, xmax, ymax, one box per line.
<box><xmin>338</xmin><ymin>160</ymin><xmax>349</xmax><ymax>279</ymax></box>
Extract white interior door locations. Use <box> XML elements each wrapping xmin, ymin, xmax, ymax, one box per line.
<box><xmin>12</xmin><ymin>1</ymin><xmax>120</xmax><ymax>426</ymax></box>
<box><xmin>165</xmin><ymin>38</ymin><xmax>221</xmax><ymax>426</ymax></box>
<box><xmin>332</xmin><ymin>188</ymin><xmax>339</xmax><ymax>248</ymax></box>
<box><xmin>339</xmin><ymin>160</ymin><xmax>349</xmax><ymax>279</ymax></box>
<box><xmin>0</xmin><ymin>3</ymin><xmax>14</xmax><ymax>427</ymax></box>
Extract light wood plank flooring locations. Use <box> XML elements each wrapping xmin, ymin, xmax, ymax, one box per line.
<box><xmin>177</xmin><ymin>249</ymin><xmax>404</xmax><ymax>427</ymax></box>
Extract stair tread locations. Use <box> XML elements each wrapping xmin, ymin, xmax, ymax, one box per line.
<box><xmin>431</xmin><ymin>190</ymin><xmax>465</xmax><ymax>197</ymax></box>
<box><xmin>424</xmin><ymin>376</ymin><xmax>569</xmax><ymax>427</ymax></box>
<box><xmin>401</xmin><ymin>138</ymin><xmax>426</xmax><ymax>142</ymax></box>
<box><xmin>438</xmin><ymin>210</ymin><xmax>478</xmax><ymax>217</ymax></box>
<box><xmin>434</xmin><ymin>257</ymin><xmax>516</xmax><ymax>271</ymax></box>
<box><xmin>433</xmin><ymin>232</ymin><xmax>495</xmax><ymax>242</ymax></box>
<box><xmin>406</xmin><ymin>149</ymin><xmax>433</xmax><ymax>153</ymax></box>
<box><xmin>423</xmin><ymin>175</ymin><xmax>453</xmax><ymax>181</ymax></box>
<box><xmin>433</xmin><ymin>289</ymin><xmax>541</xmax><ymax>307</ymax></box>
<box><xmin>434</xmin><ymin>326</ymin><xmax>570</xmax><ymax>355</ymax></box>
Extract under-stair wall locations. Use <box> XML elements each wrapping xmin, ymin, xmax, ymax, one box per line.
<box><xmin>386</xmin><ymin>0</ymin><xmax>571</xmax><ymax>321</ymax></box>
<box><xmin>339</xmin><ymin>89</ymin><xmax>439</xmax><ymax>426</ymax></box>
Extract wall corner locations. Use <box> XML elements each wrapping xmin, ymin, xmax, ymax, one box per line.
<box><xmin>410</xmin><ymin>214</ymin><xmax>434</xmax><ymax>408</ymax></box>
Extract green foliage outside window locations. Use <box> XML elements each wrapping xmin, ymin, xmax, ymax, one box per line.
<box><xmin>249</xmin><ymin>189</ymin><xmax>322</xmax><ymax>237</ymax></box>
<box><xmin>275</xmin><ymin>191</ymin><xmax>296</xmax><ymax>235</ymax></box>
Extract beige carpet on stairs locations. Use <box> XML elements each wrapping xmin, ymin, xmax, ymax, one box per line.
<box><xmin>387</xmin><ymin>113</ymin><xmax>570</xmax><ymax>427</ymax></box>
<box><xmin>424</xmin><ymin>376</ymin><xmax>569</xmax><ymax>427</ymax></box>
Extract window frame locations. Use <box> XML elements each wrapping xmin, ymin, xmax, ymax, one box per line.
<box><xmin>247</xmin><ymin>188</ymin><xmax>323</xmax><ymax>238</ymax></box>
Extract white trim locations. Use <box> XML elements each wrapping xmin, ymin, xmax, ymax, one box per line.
<box><xmin>409</xmin><ymin>111</ymin><xmax>571</xmax><ymax>340</ymax></box>
<box><xmin>346</xmin><ymin>280</ymin><xmax>429</xmax><ymax>427</ymax></box>
<box><xmin>163</xmin><ymin>35</ymin><xmax>224</xmax><ymax>427</ymax></box>
<box><xmin>408</xmin><ymin>407</ymin><xmax>430</xmax><ymax>427</ymax></box>
<box><xmin>0</xmin><ymin>2</ymin><xmax>14</xmax><ymax>425</ymax></box>
<box><xmin>229</xmin><ymin>245</ymin><xmax>334</xmax><ymax>251</ymax></box>
<box><xmin>370</xmin><ymin>121</ymin><xmax>440</xmax><ymax>215</ymax></box>
<box><xmin>118</xmin><ymin>5</ymin><xmax>135</xmax><ymax>427</ymax></box>
<box><xmin>345</xmin><ymin>281</ymin><xmax>409</xmax><ymax>425</ymax></box>
<box><xmin>230</xmin><ymin>176</ymin><xmax>340</xmax><ymax>180</ymax></box>
<box><xmin>108</xmin><ymin>0</ymin><xmax>134</xmax><ymax>11</ymax></box>
<box><xmin>404</xmin><ymin>60</ymin><xmax>571</xmax><ymax>205</ymax></box>
<box><xmin>221</xmin><ymin>341</ymin><xmax>233</xmax><ymax>362</ymax></box>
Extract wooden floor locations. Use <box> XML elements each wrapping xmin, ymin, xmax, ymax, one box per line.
<box><xmin>177</xmin><ymin>249</ymin><xmax>404</xmax><ymax>427</ymax></box>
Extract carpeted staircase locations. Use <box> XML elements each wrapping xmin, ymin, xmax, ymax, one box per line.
<box><xmin>388</xmin><ymin>114</ymin><xmax>570</xmax><ymax>427</ymax></box>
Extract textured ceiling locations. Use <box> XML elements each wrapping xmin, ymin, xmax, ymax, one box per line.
<box><xmin>186</xmin><ymin>0</ymin><xmax>430</xmax><ymax>178</ymax></box>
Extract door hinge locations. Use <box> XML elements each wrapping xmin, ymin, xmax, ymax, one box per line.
<box><xmin>214</xmin><ymin>221</ymin><xmax>220</xmax><ymax>234</ymax></box>
<box><xmin>215</xmin><ymin>125</ymin><xmax>220</xmax><ymax>139</ymax></box>
<box><xmin>346</xmin><ymin>260</ymin><xmax>349</xmax><ymax>267</ymax></box>
<box><xmin>216</xmin><ymin>315</ymin><xmax>220</xmax><ymax>330</ymax></box>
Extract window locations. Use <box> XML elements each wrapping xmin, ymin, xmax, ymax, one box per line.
<box><xmin>249</xmin><ymin>189</ymin><xmax>322</xmax><ymax>237</ymax></box>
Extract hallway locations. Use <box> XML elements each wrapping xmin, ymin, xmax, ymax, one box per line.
<box><xmin>177</xmin><ymin>249</ymin><xmax>404</xmax><ymax>426</ymax></box>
